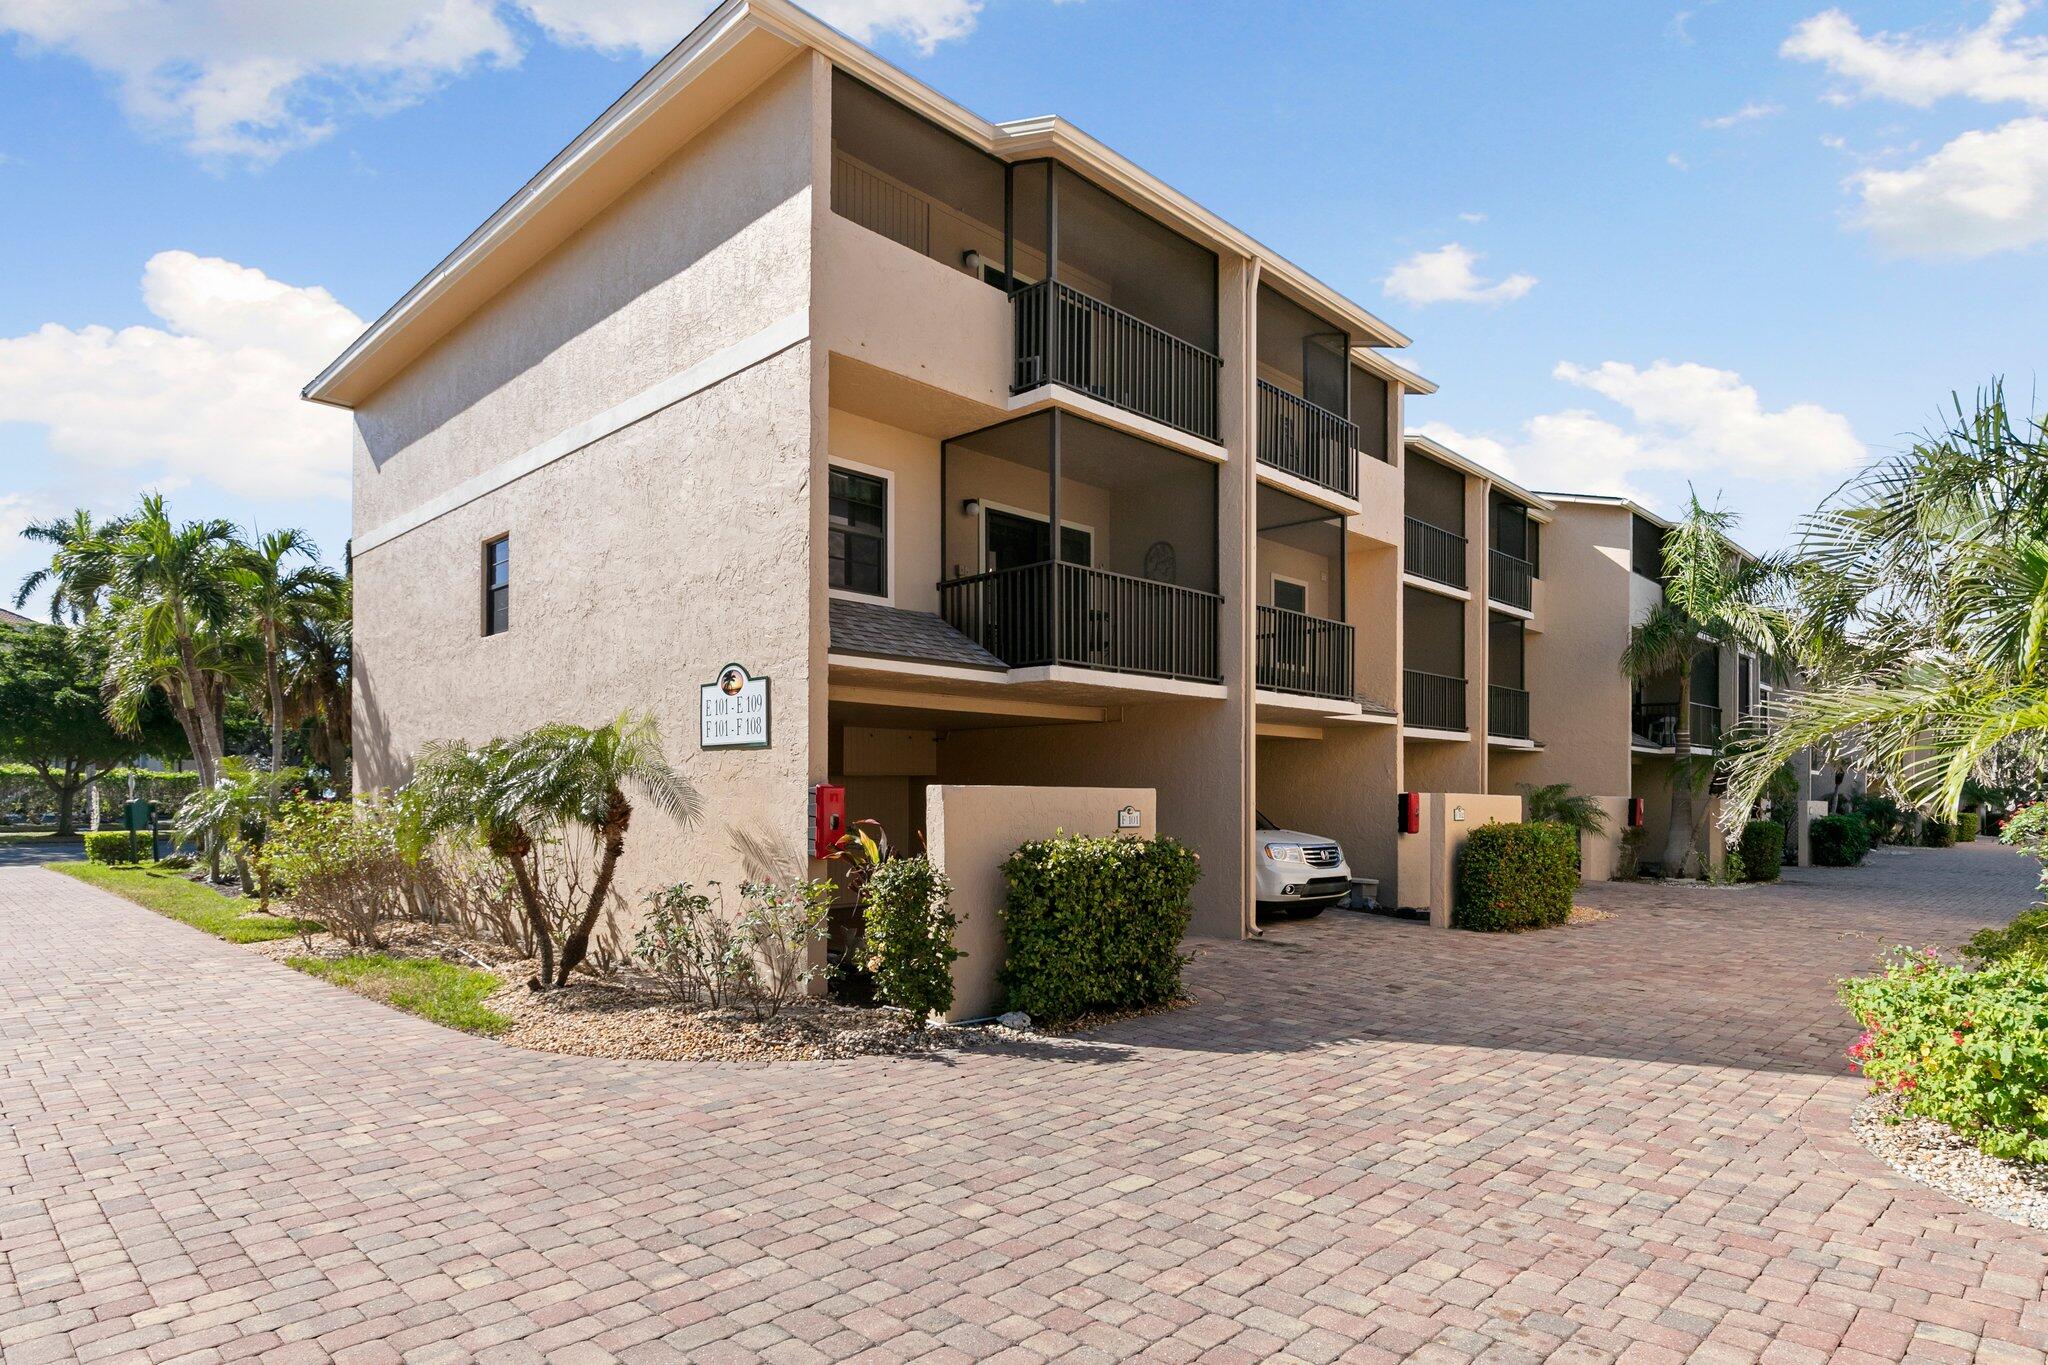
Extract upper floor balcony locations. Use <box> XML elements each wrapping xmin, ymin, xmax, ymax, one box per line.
<box><xmin>1632</xmin><ymin>702</ymin><xmax>1722</xmax><ymax>750</ymax></box>
<box><xmin>1488</xmin><ymin>548</ymin><xmax>1533</xmax><ymax>610</ymax></box>
<box><xmin>932</xmin><ymin>409</ymin><xmax>1222</xmax><ymax>686</ymax></box>
<box><xmin>1254</xmin><ymin>285</ymin><xmax>1358</xmax><ymax>498</ymax></box>
<box><xmin>1405</xmin><ymin>516</ymin><xmax>1467</xmax><ymax>588</ymax></box>
<box><xmin>829</xmin><ymin>74</ymin><xmax>1223</xmax><ymax>444</ymax></box>
<box><xmin>1256</xmin><ymin>485</ymin><xmax>1354</xmax><ymax>703</ymax></box>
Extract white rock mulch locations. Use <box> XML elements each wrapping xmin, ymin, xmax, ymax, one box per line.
<box><xmin>1853</xmin><ymin>1093</ymin><xmax>2048</xmax><ymax>1231</ymax></box>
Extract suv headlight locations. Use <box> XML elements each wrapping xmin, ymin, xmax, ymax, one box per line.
<box><xmin>1262</xmin><ymin>842</ymin><xmax>1304</xmax><ymax>864</ymax></box>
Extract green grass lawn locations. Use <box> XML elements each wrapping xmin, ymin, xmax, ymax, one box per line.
<box><xmin>287</xmin><ymin>955</ymin><xmax>511</xmax><ymax>1035</ymax></box>
<box><xmin>0</xmin><ymin>830</ymin><xmax>75</xmax><ymax>843</ymax></box>
<box><xmin>50</xmin><ymin>861</ymin><xmax>313</xmax><ymax>944</ymax></box>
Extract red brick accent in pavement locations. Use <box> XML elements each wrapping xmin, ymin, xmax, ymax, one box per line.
<box><xmin>2</xmin><ymin>842</ymin><xmax>2045</xmax><ymax>1363</ymax></box>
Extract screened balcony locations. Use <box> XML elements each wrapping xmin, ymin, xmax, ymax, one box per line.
<box><xmin>1404</xmin><ymin>452</ymin><xmax>1467</xmax><ymax>588</ymax></box>
<box><xmin>1255</xmin><ymin>486</ymin><xmax>1353</xmax><ymax>701</ymax></box>
<box><xmin>1631</xmin><ymin>651</ymin><xmax>1722</xmax><ymax>749</ymax></box>
<box><xmin>1489</xmin><ymin>612</ymin><xmax>1531</xmax><ymax>740</ymax></box>
<box><xmin>1403</xmin><ymin>585</ymin><xmax>1466</xmax><ymax>731</ymax></box>
<box><xmin>1255</xmin><ymin>286</ymin><xmax>1356</xmax><ymax>497</ymax></box>
<box><xmin>937</xmin><ymin>411</ymin><xmax>1221</xmax><ymax>684</ymax></box>
<box><xmin>1488</xmin><ymin>492</ymin><xmax>1539</xmax><ymax>611</ymax></box>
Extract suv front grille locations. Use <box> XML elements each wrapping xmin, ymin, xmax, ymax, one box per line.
<box><xmin>1303</xmin><ymin>844</ymin><xmax>1341</xmax><ymax>868</ymax></box>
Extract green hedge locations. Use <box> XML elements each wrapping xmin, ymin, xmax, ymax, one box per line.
<box><xmin>1958</xmin><ymin>811</ymin><xmax>1982</xmax><ymax>842</ymax></box>
<box><xmin>862</xmin><ymin>856</ymin><xmax>960</xmax><ymax>1024</ymax></box>
<box><xmin>1921</xmin><ymin>818</ymin><xmax>1957</xmax><ymax>848</ymax></box>
<box><xmin>1811</xmin><ymin>814</ymin><xmax>1870</xmax><ymax>867</ymax></box>
<box><xmin>998</xmin><ymin>834</ymin><xmax>1200</xmax><ymax>1024</ymax></box>
<box><xmin>83</xmin><ymin>830</ymin><xmax>149</xmax><ymax>864</ymax></box>
<box><xmin>1842</xmin><ymin>949</ymin><xmax>2048</xmax><ymax>1164</ymax></box>
<box><xmin>1453</xmin><ymin>821</ymin><xmax>1577</xmax><ymax>932</ymax></box>
<box><xmin>1739</xmin><ymin>819</ymin><xmax>1785</xmax><ymax>882</ymax></box>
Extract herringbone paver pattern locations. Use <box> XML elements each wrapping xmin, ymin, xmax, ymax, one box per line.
<box><xmin>2</xmin><ymin>843</ymin><xmax>2044</xmax><ymax>1363</ymax></box>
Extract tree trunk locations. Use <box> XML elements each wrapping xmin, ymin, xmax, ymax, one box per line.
<box><xmin>52</xmin><ymin>767</ymin><xmax>78</xmax><ymax>837</ymax></box>
<box><xmin>1662</xmin><ymin>660</ymin><xmax>1696</xmax><ymax>876</ymax></box>
<box><xmin>507</xmin><ymin>846</ymin><xmax>554</xmax><ymax>989</ymax></box>
<box><xmin>266</xmin><ymin>639</ymin><xmax>286</xmax><ymax>785</ymax></box>
<box><xmin>556</xmin><ymin>797</ymin><xmax>631</xmax><ymax>986</ymax></box>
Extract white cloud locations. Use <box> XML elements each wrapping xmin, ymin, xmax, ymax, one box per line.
<box><xmin>0</xmin><ymin>0</ymin><xmax>998</xmax><ymax>162</ymax></box>
<box><xmin>1382</xmin><ymin>244</ymin><xmax>1537</xmax><ymax>307</ymax></box>
<box><xmin>1702</xmin><ymin>101</ymin><xmax>1783</xmax><ymax>129</ymax></box>
<box><xmin>1415</xmin><ymin>360</ymin><xmax>1865</xmax><ymax>499</ymax></box>
<box><xmin>0</xmin><ymin>0</ymin><xmax>520</xmax><ymax>162</ymax></box>
<box><xmin>1667</xmin><ymin>151</ymin><xmax>1690</xmax><ymax>170</ymax></box>
<box><xmin>520</xmin><ymin>0</ymin><xmax>981</xmax><ymax>55</ymax></box>
<box><xmin>1457</xmin><ymin>211</ymin><xmax>1487</xmax><ymax>223</ymax></box>
<box><xmin>0</xmin><ymin>251</ymin><xmax>361</xmax><ymax>501</ymax></box>
<box><xmin>1783</xmin><ymin>1</ymin><xmax>2048</xmax><ymax>111</ymax></box>
<box><xmin>1849</xmin><ymin>114</ymin><xmax>2048</xmax><ymax>254</ymax></box>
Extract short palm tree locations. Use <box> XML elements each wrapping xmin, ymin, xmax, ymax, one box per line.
<box><xmin>408</xmin><ymin>714</ymin><xmax>700</xmax><ymax>988</ymax></box>
<box><xmin>233</xmin><ymin>528</ymin><xmax>343</xmax><ymax>780</ymax></box>
<box><xmin>173</xmin><ymin>758</ymin><xmax>298</xmax><ymax>897</ymax></box>
<box><xmin>1621</xmin><ymin>491</ymin><xmax>1787</xmax><ymax>875</ymax></box>
<box><xmin>1521</xmin><ymin>783</ymin><xmax>1609</xmax><ymax>836</ymax></box>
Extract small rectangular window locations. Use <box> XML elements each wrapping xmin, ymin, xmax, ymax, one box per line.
<box><xmin>483</xmin><ymin>535</ymin><xmax>509</xmax><ymax>636</ymax></box>
<box><xmin>1272</xmin><ymin>578</ymin><xmax>1308</xmax><ymax>615</ymax></box>
<box><xmin>829</xmin><ymin>466</ymin><xmax>888</xmax><ymax>597</ymax></box>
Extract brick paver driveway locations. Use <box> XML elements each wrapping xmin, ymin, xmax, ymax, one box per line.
<box><xmin>3</xmin><ymin>844</ymin><xmax>2045</xmax><ymax>1364</ymax></box>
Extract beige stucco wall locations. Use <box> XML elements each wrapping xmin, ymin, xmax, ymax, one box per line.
<box><xmin>1393</xmin><ymin>791</ymin><xmax>1524</xmax><ymax>924</ymax></box>
<box><xmin>827</xmin><ymin>409</ymin><xmax>942</xmax><ymax>612</ymax></box>
<box><xmin>351</xmin><ymin>54</ymin><xmax>825</xmax><ymax>918</ymax></box>
<box><xmin>925</xmin><ymin>784</ymin><xmax>1154</xmax><ymax>1021</ymax></box>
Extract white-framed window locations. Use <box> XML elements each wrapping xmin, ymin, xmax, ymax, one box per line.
<box><xmin>482</xmin><ymin>534</ymin><xmax>510</xmax><ymax>636</ymax></box>
<box><xmin>828</xmin><ymin>462</ymin><xmax>891</xmax><ymax>601</ymax></box>
<box><xmin>1271</xmin><ymin>574</ymin><xmax>1310</xmax><ymax>615</ymax></box>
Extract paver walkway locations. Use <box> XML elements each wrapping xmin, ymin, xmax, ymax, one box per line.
<box><xmin>2</xmin><ymin>844</ymin><xmax>2044</xmax><ymax>1364</ymax></box>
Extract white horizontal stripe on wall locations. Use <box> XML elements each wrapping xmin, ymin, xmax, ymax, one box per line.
<box><xmin>354</xmin><ymin>308</ymin><xmax>810</xmax><ymax>554</ymax></box>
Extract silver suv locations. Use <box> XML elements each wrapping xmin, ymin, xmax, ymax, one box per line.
<box><xmin>1253</xmin><ymin>811</ymin><xmax>1353</xmax><ymax>919</ymax></box>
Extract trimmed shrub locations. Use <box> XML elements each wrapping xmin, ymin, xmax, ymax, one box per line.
<box><xmin>1958</xmin><ymin>811</ymin><xmax>1982</xmax><ymax>842</ymax></box>
<box><xmin>261</xmin><ymin>798</ymin><xmax>408</xmax><ymax>948</ymax></box>
<box><xmin>1842</xmin><ymin>949</ymin><xmax>2048</xmax><ymax>1164</ymax></box>
<box><xmin>1852</xmin><ymin>794</ymin><xmax>1906</xmax><ymax>845</ymax></box>
<box><xmin>1921</xmin><ymin>818</ymin><xmax>1957</xmax><ymax>849</ymax></box>
<box><xmin>999</xmin><ymin>834</ymin><xmax>1200</xmax><ymax>1025</ymax></box>
<box><xmin>1739</xmin><ymin>819</ymin><xmax>1785</xmax><ymax>882</ymax></box>
<box><xmin>862</xmin><ymin>857</ymin><xmax>959</xmax><ymax>1025</ymax></box>
<box><xmin>1811</xmin><ymin>814</ymin><xmax>1869</xmax><ymax>867</ymax></box>
<box><xmin>83</xmin><ymin>830</ymin><xmax>148</xmax><ymax>864</ymax></box>
<box><xmin>1453</xmin><ymin>821</ymin><xmax>1577</xmax><ymax>931</ymax></box>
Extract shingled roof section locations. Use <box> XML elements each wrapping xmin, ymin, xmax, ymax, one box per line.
<box><xmin>0</xmin><ymin>607</ymin><xmax>40</xmax><ymax>629</ymax></box>
<box><xmin>829</xmin><ymin>599</ymin><xmax>1007</xmax><ymax>671</ymax></box>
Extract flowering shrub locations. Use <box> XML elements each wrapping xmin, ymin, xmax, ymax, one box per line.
<box><xmin>1839</xmin><ymin>948</ymin><xmax>2048</xmax><ymax>1164</ymax></box>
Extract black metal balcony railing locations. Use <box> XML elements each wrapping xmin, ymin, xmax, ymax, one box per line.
<box><xmin>1631</xmin><ymin>702</ymin><xmax>1723</xmax><ymax>749</ymax></box>
<box><xmin>1404</xmin><ymin>516</ymin><xmax>1467</xmax><ymax>588</ymax></box>
<box><xmin>939</xmin><ymin>561</ymin><xmax>1222</xmax><ymax>684</ymax></box>
<box><xmin>1404</xmin><ymin>669</ymin><xmax>1466</xmax><ymax>731</ymax></box>
<box><xmin>1489</xmin><ymin>685</ymin><xmax>1531</xmax><ymax>740</ymax></box>
<box><xmin>1255</xmin><ymin>605</ymin><xmax>1355</xmax><ymax>701</ymax></box>
<box><xmin>1489</xmin><ymin>550</ymin><xmax>1534</xmax><ymax>611</ymax></box>
<box><xmin>1011</xmin><ymin>280</ymin><xmax>1222</xmax><ymax>442</ymax></box>
<box><xmin>1256</xmin><ymin>381</ymin><xmax>1357</xmax><ymax>499</ymax></box>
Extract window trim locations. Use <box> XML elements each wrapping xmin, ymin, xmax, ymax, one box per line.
<box><xmin>481</xmin><ymin>533</ymin><xmax>510</xmax><ymax>637</ymax></box>
<box><xmin>1270</xmin><ymin>573</ymin><xmax>1312</xmax><ymax>616</ymax></box>
<box><xmin>976</xmin><ymin>498</ymin><xmax>1097</xmax><ymax>572</ymax></box>
<box><xmin>827</xmin><ymin>458</ymin><xmax>894</xmax><ymax>605</ymax></box>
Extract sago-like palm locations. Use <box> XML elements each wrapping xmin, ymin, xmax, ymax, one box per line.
<box><xmin>409</xmin><ymin>714</ymin><xmax>700</xmax><ymax>989</ymax></box>
<box><xmin>1621</xmin><ymin>491</ymin><xmax>1787</xmax><ymax>875</ymax></box>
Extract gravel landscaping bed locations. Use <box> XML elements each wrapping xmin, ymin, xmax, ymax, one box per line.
<box><xmin>1853</xmin><ymin>1093</ymin><xmax>2048</xmax><ymax>1231</ymax></box>
<box><xmin>257</xmin><ymin>920</ymin><xmax>1106</xmax><ymax>1062</ymax></box>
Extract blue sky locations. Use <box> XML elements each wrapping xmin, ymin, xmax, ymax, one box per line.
<box><xmin>2</xmin><ymin>0</ymin><xmax>2045</xmax><ymax>614</ymax></box>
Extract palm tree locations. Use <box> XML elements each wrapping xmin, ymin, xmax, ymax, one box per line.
<box><xmin>233</xmin><ymin>529</ymin><xmax>343</xmax><ymax>779</ymax></box>
<box><xmin>101</xmin><ymin>495</ymin><xmax>243</xmax><ymax>785</ymax></box>
<box><xmin>1621</xmin><ymin>491</ymin><xmax>1787</xmax><ymax>875</ymax></box>
<box><xmin>1724</xmin><ymin>384</ymin><xmax>2048</xmax><ymax>821</ymax></box>
<box><xmin>13</xmin><ymin>508</ymin><xmax>117</xmax><ymax>623</ymax></box>
<box><xmin>1521</xmin><ymin>783</ymin><xmax>1610</xmax><ymax>837</ymax></box>
<box><xmin>409</xmin><ymin>714</ymin><xmax>699</xmax><ymax>988</ymax></box>
<box><xmin>173</xmin><ymin>759</ymin><xmax>297</xmax><ymax>900</ymax></box>
<box><xmin>284</xmin><ymin>575</ymin><xmax>352</xmax><ymax>783</ymax></box>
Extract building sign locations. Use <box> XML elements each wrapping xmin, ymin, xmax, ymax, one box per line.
<box><xmin>1117</xmin><ymin>804</ymin><xmax>1143</xmax><ymax>830</ymax></box>
<box><xmin>701</xmin><ymin>663</ymin><xmax>771</xmax><ymax>750</ymax></box>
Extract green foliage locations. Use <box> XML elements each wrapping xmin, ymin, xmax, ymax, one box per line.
<box><xmin>1921</xmin><ymin>818</ymin><xmax>1957</xmax><ymax>848</ymax></box>
<box><xmin>262</xmin><ymin>797</ymin><xmax>409</xmax><ymax>947</ymax></box>
<box><xmin>288</xmin><ymin>955</ymin><xmax>510</xmax><ymax>1035</ymax></box>
<box><xmin>862</xmin><ymin>856</ymin><xmax>959</xmax><ymax>1025</ymax></box>
<box><xmin>1966</xmin><ymin>906</ymin><xmax>2048</xmax><ymax>968</ymax></box>
<box><xmin>1453</xmin><ymin>821</ymin><xmax>1578</xmax><ymax>931</ymax></box>
<box><xmin>1959</xmin><ymin>811</ymin><xmax>1982</xmax><ymax>842</ymax></box>
<box><xmin>0</xmin><ymin>624</ymin><xmax>182</xmax><ymax>832</ymax></box>
<box><xmin>1520</xmin><ymin>783</ymin><xmax>1609</xmax><ymax>836</ymax></box>
<box><xmin>83</xmin><ymin>830</ymin><xmax>148</xmax><ymax>864</ymax></box>
<box><xmin>999</xmin><ymin>835</ymin><xmax>1200</xmax><ymax>1025</ymax></box>
<box><xmin>1810</xmin><ymin>814</ymin><xmax>1871</xmax><ymax>866</ymax></box>
<box><xmin>52</xmin><ymin>861</ymin><xmax>310</xmax><ymax>943</ymax></box>
<box><xmin>1738</xmin><ymin>819</ymin><xmax>1784</xmax><ymax>882</ymax></box>
<box><xmin>1852</xmin><ymin>794</ymin><xmax>1907</xmax><ymax>845</ymax></box>
<box><xmin>1842</xmin><ymin>948</ymin><xmax>2048</xmax><ymax>1164</ymax></box>
<box><xmin>636</xmin><ymin>882</ymin><xmax>754</xmax><ymax>1009</ymax></box>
